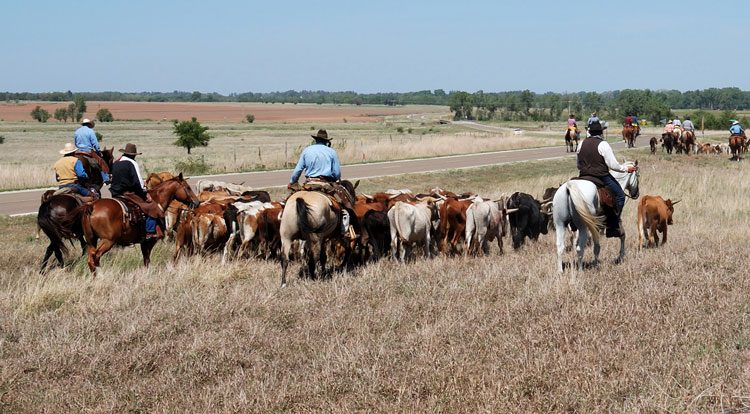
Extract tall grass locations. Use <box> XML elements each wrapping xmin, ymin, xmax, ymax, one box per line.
<box><xmin>1</xmin><ymin>152</ymin><xmax>749</xmax><ymax>412</ymax></box>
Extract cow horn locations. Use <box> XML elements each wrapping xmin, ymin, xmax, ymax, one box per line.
<box><xmin>388</xmin><ymin>193</ymin><xmax>400</xmax><ymax>200</ymax></box>
<box><xmin>505</xmin><ymin>208</ymin><xmax>520</xmax><ymax>214</ymax></box>
<box><xmin>671</xmin><ymin>199</ymin><xmax>681</xmax><ymax>205</ymax></box>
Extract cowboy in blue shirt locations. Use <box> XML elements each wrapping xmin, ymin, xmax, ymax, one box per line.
<box><xmin>289</xmin><ymin>129</ymin><xmax>342</xmax><ymax>186</ymax></box>
<box><xmin>729</xmin><ymin>120</ymin><xmax>745</xmax><ymax>137</ymax></box>
<box><xmin>74</xmin><ymin>118</ymin><xmax>110</xmax><ymax>183</ymax></box>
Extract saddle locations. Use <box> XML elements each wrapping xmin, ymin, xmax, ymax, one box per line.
<box><xmin>114</xmin><ymin>196</ymin><xmax>147</xmax><ymax>229</ymax></box>
<box><xmin>571</xmin><ymin>176</ymin><xmax>615</xmax><ymax>208</ymax></box>
<box><xmin>41</xmin><ymin>188</ymin><xmax>95</xmax><ymax>204</ymax></box>
<box><xmin>290</xmin><ymin>184</ymin><xmax>356</xmax><ymax>239</ymax></box>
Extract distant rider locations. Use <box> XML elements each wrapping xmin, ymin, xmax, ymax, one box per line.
<box><xmin>567</xmin><ymin>114</ymin><xmax>578</xmax><ymax>136</ymax></box>
<box><xmin>586</xmin><ymin>111</ymin><xmax>600</xmax><ymax>137</ymax></box>
<box><xmin>74</xmin><ymin>118</ymin><xmax>110</xmax><ymax>183</ymax></box>
<box><xmin>682</xmin><ymin>116</ymin><xmax>695</xmax><ymax>136</ymax></box>
<box><xmin>577</xmin><ymin>120</ymin><xmax>637</xmax><ymax>238</ymax></box>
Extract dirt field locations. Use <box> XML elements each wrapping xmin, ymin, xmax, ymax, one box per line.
<box><xmin>0</xmin><ymin>101</ymin><xmax>448</xmax><ymax>123</ymax></box>
<box><xmin>2</xmin><ymin>151</ymin><xmax>750</xmax><ymax>412</ymax></box>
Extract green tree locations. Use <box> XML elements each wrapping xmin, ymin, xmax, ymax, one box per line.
<box><xmin>73</xmin><ymin>96</ymin><xmax>86</xmax><ymax>122</ymax></box>
<box><xmin>245</xmin><ymin>113</ymin><xmax>255</xmax><ymax>123</ymax></box>
<box><xmin>172</xmin><ymin>117</ymin><xmax>211</xmax><ymax>154</ymax></box>
<box><xmin>96</xmin><ymin>108</ymin><xmax>114</xmax><ymax>122</ymax></box>
<box><xmin>190</xmin><ymin>91</ymin><xmax>202</xmax><ymax>102</ymax></box>
<box><xmin>67</xmin><ymin>103</ymin><xmax>77</xmax><ymax>122</ymax></box>
<box><xmin>448</xmin><ymin>91</ymin><xmax>474</xmax><ymax>120</ymax></box>
<box><xmin>53</xmin><ymin>107</ymin><xmax>68</xmax><ymax>122</ymax></box>
<box><xmin>30</xmin><ymin>106</ymin><xmax>51</xmax><ymax>122</ymax></box>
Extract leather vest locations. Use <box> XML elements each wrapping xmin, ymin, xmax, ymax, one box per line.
<box><xmin>577</xmin><ymin>136</ymin><xmax>608</xmax><ymax>177</ymax></box>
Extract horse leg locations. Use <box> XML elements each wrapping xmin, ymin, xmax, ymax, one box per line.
<box><xmin>91</xmin><ymin>239</ymin><xmax>115</xmax><ymax>274</ymax></box>
<box><xmin>280</xmin><ymin>238</ymin><xmax>293</xmax><ymax>287</ymax></box>
<box><xmin>40</xmin><ymin>243</ymin><xmax>57</xmax><ymax>272</ymax></box>
<box><xmin>319</xmin><ymin>241</ymin><xmax>328</xmax><ymax>278</ymax></box>
<box><xmin>555</xmin><ymin>225</ymin><xmax>567</xmax><ymax>272</ymax></box>
<box><xmin>140</xmin><ymin>239</ymin><xmax>157</xmax><ymax>267</ymax></box>
<box><xmin>614</xmin><ymin>233</ymin><xmax>626</xmax><ymax>264</ymax></box>
<box><xmin>575</xmin><ymin>229</ymin><xmax>589</xmax><ymax>271</ymax></box>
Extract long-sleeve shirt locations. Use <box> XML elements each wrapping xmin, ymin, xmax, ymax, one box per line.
<box><xmin>682</xmin><ymin>120</ymin><xmax>694</xmax><ymax>130</ymax></box>
<box><xmin>730</xmin><ymin>124</ymin><xmax>744</xmax><ymax>135</ymax></box>
<box><xmin>53</xmin><ymin>155</ymin><xmax>89</xmax><ymax>185</ymax></box>
<box><xmin>290</xmin><ymin>143</ymin><xmax>342</xmax><ymax>183</ymax></box>
<box><xmin>577</xmin><ymin>136</ymin><xmax>628</xmax><ymax>173</ymax></box>
<box><xmin>110</xmin><ymin>156</ymin><xmax>147</xmax><ymax>198</ymax></box>
<box><xmin>73</xmin><ymin>125</ymin><xmax>101</xmax><ymax>152</ymax></box>
<box><xmin>587</xmin><ymin>116</ymin><xmax>600</xmax><ymax>127</ymax></box>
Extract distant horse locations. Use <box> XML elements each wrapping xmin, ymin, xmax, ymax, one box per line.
<box><xmin>622</xmin><ymin>125</ymin><xmax>636</xmax><ymax>148</ymax></box>
<box><xmin>660</xmin><ymin>133</ymin><xmax>675</xmax><ymax>154</ymax></box>
<box><xmin>681</xmin><ymin>130</ymin><xmax>696</xmax><ymax>154</ymax></box>
<box><xmin>37</xmin><ymin>147</ymin><xmax>114</xmax><ymax>271</ymax></box>
<box><xmin>65</xmin><ymin>174</ymin><xmax>199</xmax><ymax>275</ymax></box>
<box><xmin>565</xmin><ymin>128</ymin><xmax>579</xmax><ymax>152</ymax></box>
<box><xmin>145</xmin><ymin>171</ymin><xmax>175</xmax><ymax>190</ymax></box>
<box><xmin>278</xmin><ymin>181</ymin><xmax>358</xmax><ymax>287</ymax></box>
<box><xmin>729</xmin><ymin>135</ymin><xmax>746</xmax><ymax>161</ymax></box>
<box><xmin>552</xmin><ymin>161</ymin><xmax>640</xmax><ymax>272</ymax></box>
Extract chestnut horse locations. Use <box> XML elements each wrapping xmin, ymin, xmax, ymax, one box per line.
<box><xmin>681</xmin><ymin>130</ymin><xmax>696</xmax><ymax>154</ymax></box>
<box><xmin>67</xmin><ymin>174</ymin><xmax>199</xmax><ymax>275</ymax></box>
<box><xmin>622</xmin><ymin>125</ymin><xmax>636</xmax><ymax>148</ymax></box>
<box><xmin>37</xmin><ymin>147</ymin><xmax>115</xmax><ymax>271</ymax></box>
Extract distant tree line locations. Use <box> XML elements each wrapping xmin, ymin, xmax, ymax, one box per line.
<box><xmin>7</xmin><ymin>87</ymin><xmax>750</xmax><ymax>127</ymax></box>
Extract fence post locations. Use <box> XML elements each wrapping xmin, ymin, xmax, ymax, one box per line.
<box><xmin>258</xmin><ymin>146</ymin><xmax>262</xmax><ymax>162</ymax></box>
<box><xmin>285</xmin><ymin>142</ymin><xmax>288</xmax><ymax>167</ymax></box>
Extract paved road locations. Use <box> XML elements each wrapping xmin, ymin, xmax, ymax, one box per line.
<box><xmin>1</xmin><ymin>140</ymin><xmax>645</xmax><ymax>216</ymax></box>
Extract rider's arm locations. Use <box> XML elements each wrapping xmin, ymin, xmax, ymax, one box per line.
<box><xmin>74</xmin><ymin>159</ymin><xmax>89</xmax><ymax>179</ymax></box>
<box><xmin>331</xmin><ymin>151</ymin><xmax>342</xmax><ymax>181</ymax></box>
<box><xmin>88</xmin><ymin>129</ymin><xmax>101</xmax><ymax>152</ymax></box>
<box><xmin>598</xmin><ymin>141</ymin><xmax>628</xmax><ymax>173</ymax></box>
<box><xmin>290</xmin><ymin>149</ymin><xmax>307</xmax><ymax>184</ymax></box>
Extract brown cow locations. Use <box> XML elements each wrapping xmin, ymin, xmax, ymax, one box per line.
<box><xmin>637</xmin><ymin>195</ymin><xmax>679</xmax><ymax>249</ymax></box>
<box><xmin>438</xmin><ymin>196</ymin><xmax>473</xmax><ymax>255</ymax></box>
<box><xmin>649</xmin><ymin>137</ymin><xmax>657</xmax><ymax>154</ymax></box>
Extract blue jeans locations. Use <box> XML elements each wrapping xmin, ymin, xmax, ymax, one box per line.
<box><xmin>60</xmin><ymin>183</ymin><xmax>90</xmax><ymax>196</ymax></box>
<box><xmin>145</xmin><ymin>217</ymin><xmax>158</xmax><ymax>234</ymax></box>
<box><xmin>600</xmin><ymin>174</ymin><xmax>625</xmax><ymax>213</ymax></box>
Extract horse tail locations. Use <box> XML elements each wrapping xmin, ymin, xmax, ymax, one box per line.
<box><xmin>62</xmin><ymin>203</ymin><xmax>94</xmax><ymax>243</ymax></box>
<box><xmin>295</xmin><ymin>197</ymin><xmax>324</xmax><ymax>234</ymax></box>
<box><xmin>567</xmin><ymin>183</ymin><xmax>603</xmax><ymax>244</ymax></box>
<box><xmin>37</xmin><ymin>200</ymin><xmax>70</xmax><ymax>257</ymax></box>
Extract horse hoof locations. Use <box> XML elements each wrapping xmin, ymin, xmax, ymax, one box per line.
<box><xmin>281</xmin><ymin>283</ymin><xmax>287</xmax><ymax>288</ymax></box>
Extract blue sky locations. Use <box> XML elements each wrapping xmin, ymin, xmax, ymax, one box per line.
<box><xmin>2</xmin><ymin>0</ymin><xmax>746</xmax><ymax>94</ymax></box>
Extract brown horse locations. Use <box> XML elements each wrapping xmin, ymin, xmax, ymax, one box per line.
<box><xmin>622</xmin><ymin>125</ymin><xmax>636</xmax><ymax>148</ymax></box>
<box><xmin>564</xmin><ymin>128</ymin><xmax>579</xmax><ymax>152</ymax></box>
<box><xmin>37</xmin><ymin>148</ymin><xmax>115</xmax><ymax>271</ymax></box>
<box><xmin>67</xmin><ymin>174</ymin><xmax>199</xmax><ymax>275</ymax></box>
<box><xmin>729</xmin><ymin>135</ymin><xmax>746</xmax><ymax>161</ymax></box>
<box><xmin>681</xmin><ymin>130</ymin><xmax>696</xmax><ymax>154</ymax></box>
<box><xmin>145</xmin><ymin>171</ymin><xmax>175</xmax><ymax>190</ymax></box>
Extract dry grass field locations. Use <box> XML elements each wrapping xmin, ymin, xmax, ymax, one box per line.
<box><xmin>2</xmin><ymin>148</ymin><xmax>750</xmax><ymax>412</ymax></box>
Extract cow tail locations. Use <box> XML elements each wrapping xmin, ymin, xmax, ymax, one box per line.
<box><xmin>295</xmin><ymin>198</ymin><xmax>323</xmax><ymax>234</ymax></box>
<box><xmin>567</xmin><ymin>183</ymin><xmax>603</xmax><ymax>244</ymax></box>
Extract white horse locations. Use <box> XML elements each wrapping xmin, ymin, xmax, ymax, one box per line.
<box><xmin>552</xmin><ymin>161</ymin><xmax>640</xmax><ymax>272</ymax></box>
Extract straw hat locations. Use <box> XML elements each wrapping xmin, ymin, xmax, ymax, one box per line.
<box><xmin>59</xmin><ymin>142</ymin><xmax>78</xmax><ymax>155</ymax></box>
<box><xmin>81</xmin><ymin>118</ymin><xmax>94</xmax><ymax>126</ymax></box>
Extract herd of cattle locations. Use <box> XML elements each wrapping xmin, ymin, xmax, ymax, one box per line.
<box><xmin>154</xmin><ymin>173</ymin><xmax>677</xmax><ymax>274</ymax></box>
<box><xmin>648</xmin><ymin>132</ymin><xmax>747</xmax><ymax>159</ymax></box>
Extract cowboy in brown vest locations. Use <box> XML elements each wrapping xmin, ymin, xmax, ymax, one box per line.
<box><xmin>577</xmin><ymin>120</ymin><xmax>637</xmax><ymax>237</ymax></box>
<box><xmin>109</xmin><ymin>143</ymin><xmax>165</xmax><ymax>239</ymax></box>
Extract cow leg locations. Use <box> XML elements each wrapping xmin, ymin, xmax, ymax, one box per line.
<box><xmin>661</xmin><ymin>224</ymin><xmax>667</xmax><ymax>245</ymax></box>
<box><xmin>425</xmin><ymin>232</ymin><xmax>432</xmax><ymax>259</ymax></box>
<box><xmin>648</xmin><ymin>221</ymin><xmax>657</xmax><ymax>247</ymax></box>
<box><xmin>391</xmin><ymin>233</ymin><xmax>400</xmax><ymax>262</ymax></box>
<box><xmin>222</xmin><ymin>232</ymin><xmax>237</xmax><ymax>264</ymax></box>
<box><xmin>141</xmin><ymin>239</ymin><xmax>157</xmax><ymax>267</ymax></box>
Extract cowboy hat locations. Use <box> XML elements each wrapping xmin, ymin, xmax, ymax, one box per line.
<box><xmin>59</xmin><ymin>142</ymin><xmax>78</xmax><ymax>155</ymax></box>
<box><xmin>311</xmin><ymin>129</ymin><xmax>331</xmax><ymax>140</ymax></box>
<box><xmin>118</xmin><ymin>143</ymin><xmax>142</xmax><ymax>156</ymax></box>
<box><xmin>731</xmin><ymin>120</ymin><xmax>740</xmax><ymax>125</ymax></box>
<box><xmin>81</xmin><ymin>118</ymin><xmax>94</xmax><ymax>126</ymax></box>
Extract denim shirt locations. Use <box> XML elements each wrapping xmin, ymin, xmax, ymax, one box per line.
<box><xmin>74</xmin><ymin>125</ymin><xmax>101</xmax><ymax>152</ymax></box>
<box><xmin>290</xmin><ymin>143</ymin><xmax>341</xmax><ymax>183</ymax></box>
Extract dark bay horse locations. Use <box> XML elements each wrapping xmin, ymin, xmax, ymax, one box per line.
<box><xmin>622</xmin><ymin>125</ymin><xmax>637</xmax><ymax>148</ymax></box>
<box><xmin>38</xmin><ymin>148</ymin><xmax>114</xmax><ymax>271</ymax></box>
<box><xmin>66</xmin><ymin>174</ymin><xmax>199</xmax><ymax>275</ymax></box>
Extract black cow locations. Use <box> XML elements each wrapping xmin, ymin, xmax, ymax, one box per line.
<box><xmin>240</xmin><ymin>190</ymin><xmax>271</xmax><ymax>203</ymax></box>
<box><xmin>506</xmin><ymin>192</ymin><xmax>550</xmax><ymax>249</ymax></box>
<box><xmin>361</xmin><ymin>209</ymin><xmax>391</xmax><ymax>261</ymax></box>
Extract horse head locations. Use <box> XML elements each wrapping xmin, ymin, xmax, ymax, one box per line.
<box><xmin>152</xmin><ymin>173</ymin><xmax>200</xmax><ymax>209</ymax></box>
<box><xmin>624</xmin><ymin>160</ymin><xmax>640</xmax><ymax>199</ymax></box>
<box><xmin>101</xmin><ymin>147</ymin><xmax>115</xmax><ymax>170</ymax></box>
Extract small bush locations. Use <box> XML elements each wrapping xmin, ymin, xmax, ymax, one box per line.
<box><xmin>396</xmin><ymin>126</ymin><xmax>404</xmax><ymax>133</ymax></box>
<box><xmin>95</xmin><ymin>132</ymin><xmax>104</xmax><ymax>142</ymax></box>
<box><xmin>245</xmin><ymin>113</ymin><xmax>255</xmax><ymax>123</ymax></box>
<box><xmin>174</xmin><ymin>156</ymin><xmax>211</xmax><ymax>175</ymax></box>
<box><xmin>407</xmin><ymin>127</ymin><xmax>413</xmax><ymax>134</ymax></box>
<box><xmin>96</xmin><ymin>108</ymin><xmax>114</xmax><ymax>122</ymax></box>
<box><xmin>0</xmin><ymin>135</ymin><xmax>4</xmax><ymax>144</ymax></box>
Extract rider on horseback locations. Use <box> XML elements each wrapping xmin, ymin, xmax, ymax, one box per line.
<box><xmin>288</xmin><ymin>129</ymin><xmax>352</xmax><ymax>235</ymax></box>
<box><xmin>682</xmin><ymin>116</ymin><xmax>695</xmax><ymax>135</ymax></box>
<box><xmin>53</xmin><ymin>143</ymin><xmax>94</xmax><ymax>198</ymax></box>
<box><xmin>109</xmin><ymin>143</ymin><xmax>164</xmax><ymax>239</ymax></box>
<box><xmin>729</xmin><ymin>120</ymin><xmax>745</xmax><ymax>137</ymax></box>
<box><xmin>74</xmin><ymin>119</ymin><xmax>111</xmax><ymax>183</ymax></box>
<box><xmin>577</xmin><ymin>120</ymin><xmax>637</xmax><ymax>238</ymax></box>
